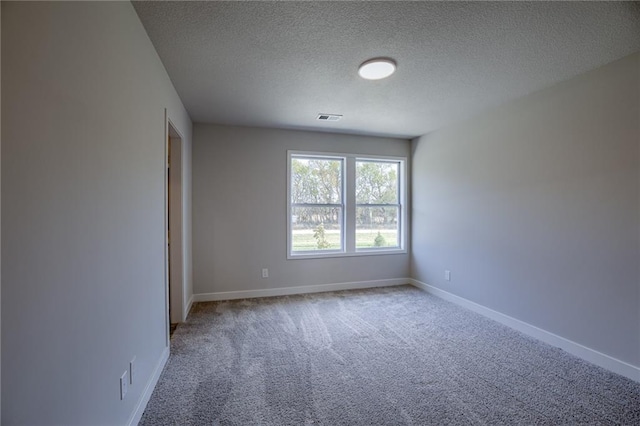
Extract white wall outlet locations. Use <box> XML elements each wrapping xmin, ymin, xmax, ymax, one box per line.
<box><xmin>120</xmin><ymin>371</ymin><xmax>128</xmax><ymax>400</ymax></box>
<box><xmin>130</xmin><ymin>356</ymin><xmax>136</xmax><ymax>385</ymax></box>
<box><xmin>445</xmin><ymin>270</ymin><xmax>451</xmax><ymax>281</ymax></box>
<box><xmin>261</xmin><ymin>268</ymin><xmax>269</xmax><ymax>278</ymax></box>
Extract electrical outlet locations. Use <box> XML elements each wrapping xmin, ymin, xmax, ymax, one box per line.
<box><xmin>261</xmin><ymin>268</ymin><xmax>269</xmax><ymax>278</ymax></box>
<box><xmin>130</xmin><ymin>356</ymin><xmax>136</xmax><ymax>385</ymax></box>
<box><xmin>445</xmin><ymin>270</ymin><xmax>451</xmax><ymax>281</ymax></box>
<box><xmin>120</xmin><ymin>371</ymin><xmax>128</xmax><ymax>400</ymax></box>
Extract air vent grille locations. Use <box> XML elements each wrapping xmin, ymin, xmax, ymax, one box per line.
<box><xmin>317</xmin><ymin>113</ymin><xmax>342</xmax><ymax>122</ymax></box>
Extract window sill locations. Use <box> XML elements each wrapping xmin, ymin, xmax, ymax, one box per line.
<box><xmin>287</xmin><ymin>248</ymin><xmax>407</xmax><ymax>260</ymax></box>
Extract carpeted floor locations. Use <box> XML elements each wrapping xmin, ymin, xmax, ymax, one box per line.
<box><xmin>141</xmin><ymin>285</ymin><xmax>640</xmax><ymax>425</ymax></box>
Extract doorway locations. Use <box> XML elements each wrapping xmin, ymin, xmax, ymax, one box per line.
<box><xmin>166</xmin><ymin>116</ymin><xmax>184</xmax><ymax>341</ymax></box>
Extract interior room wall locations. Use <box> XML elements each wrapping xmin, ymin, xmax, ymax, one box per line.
<box><xmin>2</xmin><ymin>2</ymin><xmax>192</xmax><ymax>424</ymax></box>
<box><xmin>412</xmin><ymin>53</ymin><xmax>640</xmax><ymax>371</ymax></box>
<box><xmin>193</xmin><ymin>124</ymin><xmax>411</xmax><ymax>297</ymax></box>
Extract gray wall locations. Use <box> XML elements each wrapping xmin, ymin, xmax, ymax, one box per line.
<box><xmin>193</xmin><ymin>124</ymin><xmax>410</xmax><ymax>295</ymax></box>
<box><xmin>412</xmin><ymin>53</ymin><xmax>640</xmax><ymax>367</ymax></box>
<box><xmin>2</xmin><ymin>2</ymin><xmax>192</xmax><ymax>424</ymax></box>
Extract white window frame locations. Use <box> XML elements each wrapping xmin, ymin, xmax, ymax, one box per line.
<box><xmin>287</xmin><ymin>150</ymin><xmax>408</xmax><ymax>259</ymax></box>
<box><xmin>288</xmin><ymin>153</ymin><xmax>346</xmax><ymax>256</ymax></box>
<box><xmin>355</xmin><ymin>157</ymin><xmax>404</xmax><ymax>253</ymax></box>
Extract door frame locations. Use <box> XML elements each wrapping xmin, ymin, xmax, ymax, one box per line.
<box><xmin>164</xmin><ymin>110</ymin><xmax>185</xmax><ymax>344</ymax></box>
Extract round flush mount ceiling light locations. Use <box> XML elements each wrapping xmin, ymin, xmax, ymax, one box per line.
<box><xmin>358</xmin><ymin>58</ymin><xmax>396</xmax><ymax>80</ymax></box>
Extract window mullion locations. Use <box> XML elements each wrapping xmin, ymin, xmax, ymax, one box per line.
<box><xmin>292</xmin><ymin>203</ymin><xmax>342</xmax><ymax>208</ymax></box>
<box><xmin>355</xmin><ymin>203</ymin><xmax>400</xmax><ymax>207</ymax></box>
<box><xmin>345</xmin><ymin>156</ymin><xmax>356</xmax><ymax>253</ymax></box>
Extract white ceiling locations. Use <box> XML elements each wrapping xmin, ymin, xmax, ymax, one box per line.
<box><xmin>133</xmin><ymin>1</ymin><xmax>640</xmax><ymax>139</ymax></box>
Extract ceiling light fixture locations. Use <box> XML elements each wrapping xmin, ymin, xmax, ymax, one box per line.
<box><xmin>358</xmin><ymin>58</ymin><xmax>396</xmax><ymax>80</ymax></box>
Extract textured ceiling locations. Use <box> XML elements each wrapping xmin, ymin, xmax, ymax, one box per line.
<box><xmin>133</xmin><ymin>1</ymin><xmax>640</xmax><ymax>139</ymax></box>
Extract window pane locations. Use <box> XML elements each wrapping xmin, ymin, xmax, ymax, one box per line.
<box><xmin>291</xmin><ymin>157</ymin><xmax>342</xmax><ymax>204</ymax></box>
<box><xmin>356</xmin><ymin>206</ymin><xmax>399</xmax><ymax>248</ymax></box>
<box><xmin>291</xmin><ymin>206</ymin><xmax>342</xmax><ymax>252</ymax></box>
<box><xmin>356</xmin><ymin>161</ymin><xmax>398</xmax><ymax>204</ymax></box>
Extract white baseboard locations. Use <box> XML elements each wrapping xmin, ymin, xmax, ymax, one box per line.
<box><xmin>127</xmin><ymin>346</ymin><xmax>170</xmax><ymax>426</ymax></box>
<box><xmin>409</xmin><ymin>279</ymin><xmax>640</xmax><ymax>383</ymax></box>
<box><xmin>193</xmin><ymin>278</ymin><xmax>409</xmax><ymax>302</ymax></box>
<box><xmin>183</xmin><ymin>294</ymin><xmax>194</xmax><ymax>321</ymax></box>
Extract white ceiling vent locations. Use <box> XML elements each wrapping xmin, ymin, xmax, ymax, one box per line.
<box><xmin>317</xmin><ymin>113</ymin><xmax>342</xmax><ymax>122</ymax></box>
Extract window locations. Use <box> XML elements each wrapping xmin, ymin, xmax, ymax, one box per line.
<box><xmin>356</xmin><ymin>160</ymin><xmax>400</xmax><ymax>249</ymax></box>
<box><xmin>288</xmin><ymin>151</ymin><xmax>406</xmax><ymax>258</ymax></box>
<box><xmin>290</xmin><ymin>155</ymin><xmax>344</xmax><ymax>253</ymax></box>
